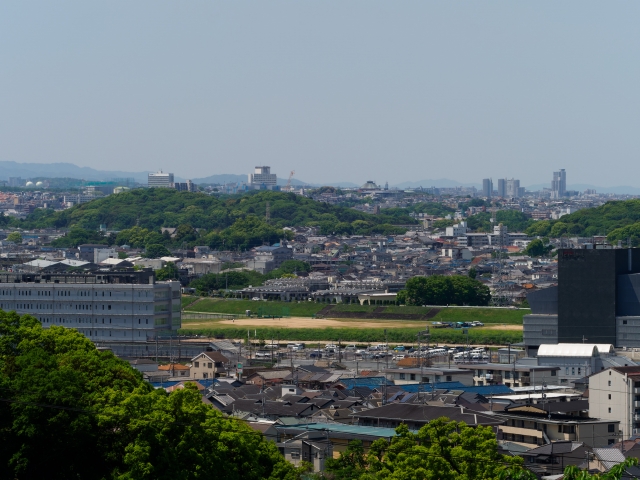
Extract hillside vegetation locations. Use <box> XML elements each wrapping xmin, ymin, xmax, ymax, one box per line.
<box><xmin>526</xmin><ymin>199</ymin><xmax>640</xmax><ymax>243</ymax></box>
<box><xmin>16</xmin><ymin>189</ymin><xmax>417</xmax><ymax>249</ymax></box>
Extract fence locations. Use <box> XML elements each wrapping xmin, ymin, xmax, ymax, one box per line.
<box><xmin>256</xmin><ymin>305</ymin><xmax>290</xmax><ymax>318</ymax></box>
<box><xmin>182</xmin><ymin>312</ymin><xmax>245</xmax><ymax>321</ymax></box>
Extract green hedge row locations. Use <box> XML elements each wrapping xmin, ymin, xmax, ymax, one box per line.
<box><xmin>180</xmin><ymin>326</ymin><xmax>523</xmax><ymax>345</ymax></box>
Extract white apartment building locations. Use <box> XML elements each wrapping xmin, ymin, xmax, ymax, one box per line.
<box><xmin>148</xmin><ymin>171</ymin><xmax>174</xmax><ymax>188</ymax></box>
<box><xmin>588</xmin><ymin>366</ymin><xmax>640</xmax><ymax>440</ymax></box>
<box><xmin>0</xmin><ymin>271</ymin><xmax>181</xmax><ymax>342</ymax></box>
<box><xmin>445</xmin><ymin>221</ymin><xmax>468</xmax><ymax>237</ymax></box>
<box><xmin>249</xmin><ymin>166</ymin><xmax>277</xmax><ymax>186</ymax></box>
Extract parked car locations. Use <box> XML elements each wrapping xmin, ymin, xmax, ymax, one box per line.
<box><xmin>394</xmin><ymin>345</ymin><xmax>405</xmax><ymax>352</ymax></box>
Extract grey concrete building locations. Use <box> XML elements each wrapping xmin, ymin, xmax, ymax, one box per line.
<box><xmin>0</xmin><ymin>271</ymin><xmax>181</xmax><ymax>342</ymax></box>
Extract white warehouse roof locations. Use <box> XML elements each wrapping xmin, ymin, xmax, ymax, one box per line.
<box><xmin>537</xmin><ymin>343</ymin><xmax>614</xmax><ymax>358</ymax></box>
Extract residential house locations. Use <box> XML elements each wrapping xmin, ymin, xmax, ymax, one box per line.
<box><xmin>190</xmin><ymin>352</ymin><xmax>229</xmax><ymax>379</ymax></box>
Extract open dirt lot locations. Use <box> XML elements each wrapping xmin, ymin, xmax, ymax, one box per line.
<box><xmin>183</xmin><ymin>316</ymin><xmax>523</xmax><ymax>331</ymax></box>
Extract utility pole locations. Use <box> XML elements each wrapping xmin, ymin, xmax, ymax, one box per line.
<box><xmin>385</xmin><ymin>329</ymin><xmax>388</xmax><ymax>370</ymax></box>
<box><xmin>416</xmin><ymin>325</ymin><xmax>430</xmax><ymax>403</ymax></box>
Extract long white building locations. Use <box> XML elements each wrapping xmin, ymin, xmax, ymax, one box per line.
<box><xmin>148</xmin><ymin>171</ymin><xmax>174</xmax><ymax>188</ymax></box>
<box><xmin>0</xmin><ymin>271</ymin><xmax>181</xmax><ymax>342</ymax></box>
<box><xmin>249</xmin><ymin>166</ymin><xmax>277</xmax><ymax>186</ymax></box>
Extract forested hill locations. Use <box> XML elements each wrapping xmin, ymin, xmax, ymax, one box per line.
<box><xmin>20</xmin><ymin>189</ymin><xmax>416</xmax><ymax>235</ymax></box>
<box><xmin>526</xmin><ymin>199</ymin><xmax>640</xmax><ymax>244</ymax></box>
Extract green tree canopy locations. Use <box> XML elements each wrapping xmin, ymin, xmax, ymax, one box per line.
<box><xmin>50</xmin><ymin>227</ymin><xmax>108</xmax><ymax>248</ymax></box>
<box><xmin>398</xmin><ymin>275</ymin><xmax>491</xmax><ymax>306</ymax></box>
<box><xmin>144</xmin><ymin>243</ymin><xmax>172</xmax><ymax>259</ymax></box>
<box><xmin>524</xmin><ymin>239</ymin><xmax>553</xmax><ymax>257</ymax></box>
<box><xmin>6</xmin><ymin>231</ymin><xmax>22</xmax><ymax>243</ymax></box>
<box><xmin>155</xmin><ymin>262</ymin><xmax>179</xmax><ymax>281</ymax></box>
<box><xmin>326</xmin><ymin>419</ymin><xmax>530</xmax><ymax>480</ymax></box>
<box><xmin>0</xmin><ymin>312</ymin><xmax>300</xmax><ymax>479</ymax></box>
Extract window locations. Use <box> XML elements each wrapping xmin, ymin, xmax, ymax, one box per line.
<box><xmin>609</xmin><ymin>394</ymin><xmax>612</xmax><ymax>400</ymax></box>
<box><xmin>194</xmin><ymin>362</ymin><xmax>199</xmax><ymax>368</ymax></box>
<box><xmin>399</xmin><ymin>373</ymin><xmax>405</xmax><ymax>380</ymax></box>
<box><xmin>572</xmin><ymin>367</ymin><xmax>575</xmax><ymax>375</ymax></box>
<box><xmin>446</xmin><ymin>376</ymin><xmax>452</xmax><ymax>382</ymax></box>
<box><xmin>551</xmin><ymin>370</ymin><xmax>556</xmax><ymax>376</ymax></box>
<box><xmin>609</xmin><ymin>439</ymin><xmax>615</xmax><ymax>445</ymax></box>
<box><xmin>410</xmin><ymin>374</ymin><xmax>416</xmax><ymax>381</ymax></box>
<box><xmin>608</xmin><ymin>424</ymin><xmax>615</xmax><ymax>433</ymax></box>
<box><xmin>578</xmin><ymin>368</ymin><xmax>581</xmax><ymax>375</ymax></box>
<box><xmin>207</xmin><ymin>363</ymin><xmax>212</xmax><ymax>369</ymax></box>
<box><xmin>608</xmin><ymin>380</ymin><xmax>612</xmax><ymax>386</ymax></box>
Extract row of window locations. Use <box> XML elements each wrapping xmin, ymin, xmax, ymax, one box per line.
<box><xmin>42</xmin><ymin>317</ymin><xmax>150</xmax><ymax>325</ymax></box>
<box><xmin>0</xmin><ymin>289</ymin><xmax>155</xmax><ymax>298</ymax></box>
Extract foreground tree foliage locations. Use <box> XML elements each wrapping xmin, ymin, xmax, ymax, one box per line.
<box><xmin>325</xmin><ymin>423</ymin><xmax>639</xmax><ymax>480</ymax></box>
<box><xmin>325</xmin><ymin>421</ymin><xmax>531</xmax><ymax>480</ymax></box>
<box><xmin>0</xmin><ymin>312</ymin><xmax>302</xmax><ymax>480</ymax></box>
<box><xmin>397</xmin><ymin>275</ymin><xmax>491</xmax><ymax>306</ymax></box>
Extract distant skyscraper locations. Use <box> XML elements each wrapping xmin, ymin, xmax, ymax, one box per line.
<box><xmin>482</xmin><ymin>178</ymin><xmax>493</xmax><ymax>198</ymax></box>
<box><xmin>506</xmin><ymin>178</ymin><xmax>520</xmax><ymax>198</ymax></box>
<box><xmin>551</xmin><ymin>169</ymin><xmax>567</xmax><ymax>199</ymax></box>
<box><xmin>249</xmin><ymin>166</ymin><xmax>277</xmax><ymax>186</ymax></box>
<box><xmin>148</xmin><ymin>171</ymin><xmax>174</xmax><ymax>188</ymax></box>
<box><xmin>497</xmin><ymin>179</ymin><xmax>506</xmax><ymax>198</ymax></box>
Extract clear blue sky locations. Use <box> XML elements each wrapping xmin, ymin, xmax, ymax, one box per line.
<box><xmin>1</xmin><ymin>1</ymin><xmax>640</xmax><ymax>186</ymax></box>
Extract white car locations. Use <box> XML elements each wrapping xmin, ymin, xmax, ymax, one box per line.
<box><xmin>251</xmin><ymin>297</ymin><xmax>261</xmax><ymax>301</ymax></box>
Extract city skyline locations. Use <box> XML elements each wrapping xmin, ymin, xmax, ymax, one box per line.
<box><xmin>2</xmin><ymin>2</ymin><xmax>640</xmax><ymax>186</ymax></box>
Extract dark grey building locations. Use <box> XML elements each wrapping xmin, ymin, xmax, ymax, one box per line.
<box><xmin>524</xmin><ymin>248</ymin><xmax>640</xmax><ymax>353</ymax></box>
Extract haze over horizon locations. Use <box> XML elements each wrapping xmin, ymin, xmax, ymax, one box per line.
<box><xmin>2</xmin><ymin>2</ymin><xmax>640</xmax><ymax>186</ymax></box>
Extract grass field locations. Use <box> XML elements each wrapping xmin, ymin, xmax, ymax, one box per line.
<box><xmin>183</xmin><ymin>297</ymin><xmax>529</xmax><ymax>325</ymax></box>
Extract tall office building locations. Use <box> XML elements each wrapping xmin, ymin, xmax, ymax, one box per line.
<box><xmin>506</xmin><ymin>178</ymin><xmax>520</xmax><ymax>198</ymax></box>
<box><xmin>551</xmin><ymin>169</ymin><xmax>566</xmax><ymax>199</ymax></box>
<box><xmin>497</xmin><ymin>179</ymin><xmax>506</xmax><ymax>198</ymax></box>
<box><xmin>249</xmin><ymin>166</ymin><xmax>277</xmax><ymax>186</ymax></box>
<box><xmin>482</xmin><ymin>178</ymin><xmax>493</xmax><ymax>198</ymax></box>
<box><xmin>148</xmin><ymin>171</ymin><xmax>174</xmax><ymax>188</ymax></box>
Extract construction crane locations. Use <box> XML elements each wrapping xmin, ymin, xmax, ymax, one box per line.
<box><xmin>285</xmin><ymin>170</ymin><xmax>295</xmax><ymax>190</ymax></box>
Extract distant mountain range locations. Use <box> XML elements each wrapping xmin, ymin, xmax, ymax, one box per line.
<box><xmin>0</xmin><ymin>161</ymin><xmax>152</xmax><ymax>183</ymax></box>
<box><xmin>392</xmin><ymin>179</ymin><xmax>481</xmax><ymax>189</ymax></box>
<box><xmin>524</xmin><ymin>183</ymin><xmax>640</xmax><ymax>195</ymax></box>
<box><xmin>1</xmin><ymin>161</ymin><xmax>640</xmax><ymax>194</ymax></box>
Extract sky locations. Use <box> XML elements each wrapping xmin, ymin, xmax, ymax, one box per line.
<box><xmin>1</xmin><ymin>1</ymin><xmax>640</xmax><ymax>187</ymax></box>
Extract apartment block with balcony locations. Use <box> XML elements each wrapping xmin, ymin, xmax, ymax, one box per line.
<box><xmin>588</xmin><ymin>366</ymin><xmax>640</xmax><ymax>440</ymax></box>
<box><xmin>495</xmin><ymin>402</ymin><xmax>619</xmax><ymax>448</ymax></box>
